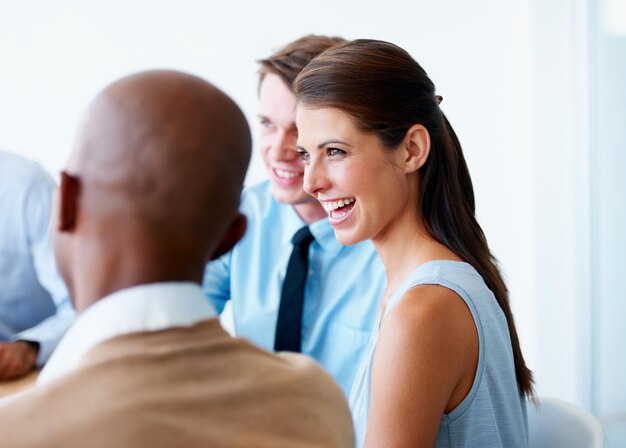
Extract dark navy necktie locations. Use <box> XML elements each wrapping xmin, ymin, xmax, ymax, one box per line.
<box><xmin>274</xmin><ymin>226</ymin><xmax>315</xmax><ymax>352</ymax></box>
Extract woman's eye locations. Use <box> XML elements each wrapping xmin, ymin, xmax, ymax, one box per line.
<box><xmin>327</xmin><ymin>147</ymin><xmax>346</xmax><ymax>157</ymax></box>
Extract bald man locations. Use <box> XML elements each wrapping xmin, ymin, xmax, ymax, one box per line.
<box><xmin>0</xmin><ymin>71</ymin><xmax>354</xmax><ymax>448</ymax></box>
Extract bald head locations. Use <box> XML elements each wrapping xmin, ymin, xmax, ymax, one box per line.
<box><xmin>75</xmin><ymin>70</ymin><xmax>249</xmax><ymax>231</ymax></box>
<box><xmin>55</xmin><ymin>70</ymin><xmax>251</xmax><ymax>311</ymax></box>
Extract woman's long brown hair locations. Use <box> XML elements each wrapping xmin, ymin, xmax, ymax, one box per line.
<box><xmin>294</xmin><ymin>39</ymin><xmax>534</xmax><ymax>398</ymax></box>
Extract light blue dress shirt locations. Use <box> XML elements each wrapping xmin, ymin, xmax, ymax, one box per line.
<box><xmin>203</xmin><ymin>181</ymin><xmax>386</xmax><ymax>395</ymax></box>
<box><xmin>0</xmin><ymin>151</ymin><xmax>75</xmax><ymax>364</ymax></box>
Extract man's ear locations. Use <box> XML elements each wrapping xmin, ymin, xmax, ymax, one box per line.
<box><xmin>58</xmin><ymin>171</ymin><xmax>81</xmax><ymax>232</ymax></box>
<box><xmin>209</xmin><ymin>213</ymin><xmax>247</xmax><ymax>261</ymax></box>
<box><xmin>402</xmin><ymin>124</ymin><xmax>430</xmax><ymax>173</ymax></box>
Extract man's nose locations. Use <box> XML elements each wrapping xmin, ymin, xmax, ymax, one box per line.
<box><xmin>269</xmin><ymin>130</ymin><xmax>298</xmax><ymax>160</ymax></box>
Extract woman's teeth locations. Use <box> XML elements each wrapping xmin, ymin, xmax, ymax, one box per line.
<box><xmin>322</xmin><ymin>198</ymin><xmax>355</xmax><ymax>212</ymax></box>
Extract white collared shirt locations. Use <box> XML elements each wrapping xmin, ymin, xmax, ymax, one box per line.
<box><xmin>38</xmin><ymin>282</ymin><xmax>216</xmax><ymax>385</ymax></box>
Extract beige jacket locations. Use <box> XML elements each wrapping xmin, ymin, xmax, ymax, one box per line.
<box><xmin>0</xmin><ymin>319</ymin><xmax>354</xmax><ymax>447</ymax></box>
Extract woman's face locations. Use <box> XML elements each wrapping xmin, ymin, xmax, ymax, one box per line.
<box><xmin>296</xmin><ymin>106</ymin><xmax>413</xmax><ymax>246</ymax></box>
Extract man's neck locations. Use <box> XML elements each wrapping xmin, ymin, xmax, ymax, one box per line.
<box><xmin>72</xmin><ymin>239</ymin><xmax>205</xmax><ymax>313</ymax></box>
<box><xmin>292</xmin><ymin>201</ymin><xmax>327</xmax><ymax>224</ymax></box>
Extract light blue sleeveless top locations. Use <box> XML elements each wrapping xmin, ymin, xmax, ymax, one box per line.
<box><xmin>349</xmin><ymin>260</ymin><xmax>528</xmax><ymax>447</ymax></box>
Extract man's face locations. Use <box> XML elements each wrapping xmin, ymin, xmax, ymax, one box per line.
<box><xmin>258</xmin><ymin>73</ymin><xmax>314</xmax><ymax>205</ymax></box>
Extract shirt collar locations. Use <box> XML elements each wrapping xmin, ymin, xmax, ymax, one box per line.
<box><xmin>38</xmin><ymin>282</ymin><xmax>216</xmax><ymax>386</ymax></box>
<box><xmin>309</xmin><ymin>217</ymin><xmax>342</xmax><ymax>253</ymax></box>
<box><xmin>281</xmin><ymin>203</ymin><xmax>342</xmax><ymax>255</ymax></box>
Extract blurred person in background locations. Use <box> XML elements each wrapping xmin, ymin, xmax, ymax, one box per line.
<box><xmin>203</xmin><ymin>35</ymin><xmax>386</xmax><ymax>396</ymax></box>
<box><xmin>0</xmin><ymin>150</ymin><xmax>74</xmax><ymax>380</ymax></box>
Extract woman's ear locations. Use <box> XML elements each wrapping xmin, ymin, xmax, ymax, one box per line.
<box><xmin>402</xmin><ymin>124</ymin><xmax>430</xmax><ymax>173</ymax></box>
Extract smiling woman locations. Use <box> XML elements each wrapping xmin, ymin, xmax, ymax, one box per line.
<box><xmin>294</xmin><ymin>39</ymin><xmax>533</xmax><ymax>448</ymax></box>
<box><xmin>296</xmin><ymin>107</ymin><xmax>413</xmax><ymax>246</ymax></box>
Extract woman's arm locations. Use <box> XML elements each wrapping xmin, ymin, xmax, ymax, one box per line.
<box><xmin>364</xmin><ymin>284</ymin><xmax>478</xmax><ymax>447</ymax></box>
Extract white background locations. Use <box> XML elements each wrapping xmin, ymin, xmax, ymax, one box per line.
<box><xmin>1</xmin><ymin>0</ymin><xmax>623</xmax><ymax>439</ymax></box>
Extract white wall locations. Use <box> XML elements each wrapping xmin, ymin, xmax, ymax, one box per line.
<box><xmin>590</xmin><ymin>0</ymin><xmax>626</xmax><ymax>444</ymax></box>
<box><xmin>0</xmin><ymin>0</ymin><xmax>600</xmax><ymax>410</ymax></box>
<box><xmin>530</xmin><ymin>0</ymin><xmax>592</xmax><ymax>407</ymax></box>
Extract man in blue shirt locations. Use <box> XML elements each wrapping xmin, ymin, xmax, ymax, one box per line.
<box><xmin>203</xmin><ymin>35</ymin><xmax>386</xmax><ymax>395</ymax></box>
<box><xmin>0</xmin><ymin>150</ymin><xmax>75</xmax><ymax>379</ymax></box>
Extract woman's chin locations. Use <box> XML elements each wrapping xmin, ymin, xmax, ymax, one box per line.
<box><xmin>334</xmin><ymin>229</ymin><xmax>366</xmax><ymax>247</ymax></box>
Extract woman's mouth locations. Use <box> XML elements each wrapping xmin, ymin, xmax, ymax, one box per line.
<box><xmin>320</xmin><ymin>197</ymin><xmax>356</xmax><ymax>224</ymax></box>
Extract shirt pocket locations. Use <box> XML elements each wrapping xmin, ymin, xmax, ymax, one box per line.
<box><xmin>319</xmin><ymin>321</ymin><xmax>373</xmax><ymax>394</ymax></box>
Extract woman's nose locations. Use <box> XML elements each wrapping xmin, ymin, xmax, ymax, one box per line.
<box><xmin>303</xmin><ymin>157</ymin><xmax>329</xmax><ymax>197</ymax></box>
